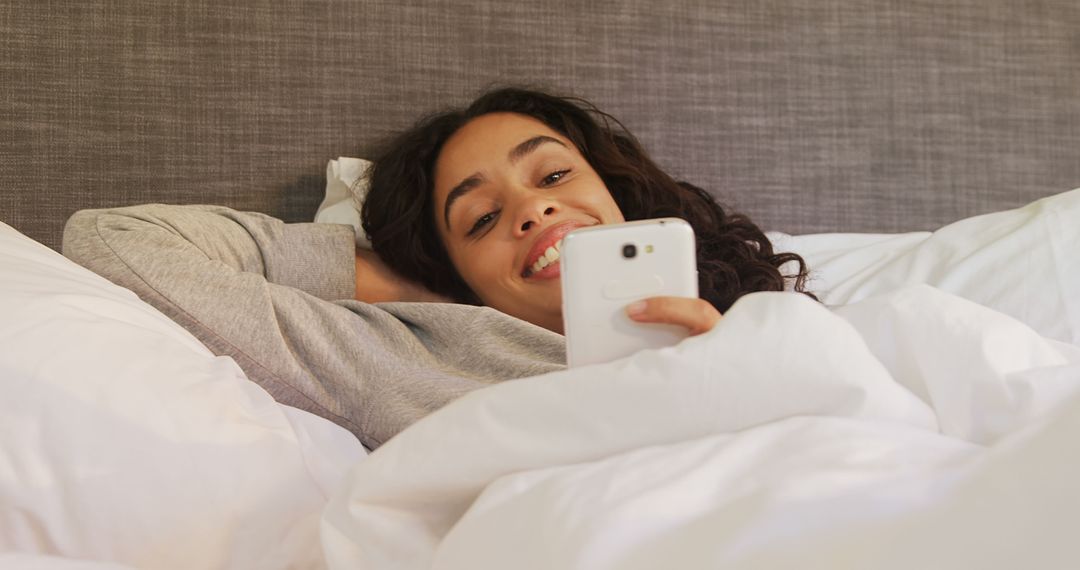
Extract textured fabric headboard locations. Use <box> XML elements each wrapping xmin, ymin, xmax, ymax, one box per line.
<box><xmin>4</xmin><ymin>0</ymin><xmax>1079</xmax><ymax>250</ymax></box>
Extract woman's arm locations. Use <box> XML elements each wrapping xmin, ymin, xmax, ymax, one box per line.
<box><xmin>354</xmin><ymin>248</ymin><xmax>452</xmax><ymax>304</ymax></box>
<box><xmin>64</xmin><ymin>204</ymin><xmax>358</xmax><ymax>300</ymax></box>
<box><xmin>63</xmin><ymin>205</ymin><xmax>366</xmax><ymax>441</ymax></box>
<box><xmin>63</xmin><ymin>204</ymin><xmax>561</xmax><ymax>449</ymax></box>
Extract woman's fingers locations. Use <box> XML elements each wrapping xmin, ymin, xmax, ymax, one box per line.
<box><xmin>625</xmin><ymin>296</ymin><xmax>722</xmax><ymax>336</ymax></box>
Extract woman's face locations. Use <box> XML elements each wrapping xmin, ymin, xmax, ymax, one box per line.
<box><xmin>433</xmin><ymin>112</ymin><xmax>625</xmax><ymax>333</ymax></box>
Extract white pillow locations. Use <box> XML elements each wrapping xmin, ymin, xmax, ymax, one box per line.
<box><xmin>315</xmin><ymin>157</ymin><xmax>373</xmax><ymax>248</ymax></box>
<box><xmin>770</xmin><ymin>188</ymin><xmax>1080</xmax><ymax>345</ymax></box>
<box><xmin>0</xmin><ymin>222</ymin><xmax>366</xmax><ymax>568</ymax></box>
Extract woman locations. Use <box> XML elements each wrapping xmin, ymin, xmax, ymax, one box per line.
<box><xmin>361</xmin><ymin>87</ymin><xmax>811</xmax><ymax>335</ymax></box>
<box><xmin>63</xmin><ymin>87</ymin><xmax>810</xmax><ymax>449</ymax></box>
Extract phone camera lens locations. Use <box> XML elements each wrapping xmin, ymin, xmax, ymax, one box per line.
<box><xmin>622</xmin><ymin>244</ymin><xmax>637</xmax><ymax>259</ymax></box>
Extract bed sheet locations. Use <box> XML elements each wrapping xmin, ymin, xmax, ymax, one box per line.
<box><xmin>322</xmin><ymin>285</ymin><xmax>1080</xmax><ymax>569</ymax></box>
<box><xmin>4</xmin><ymin>185</ymin><xmax>1077</xmax><ymax>568</ymax></box>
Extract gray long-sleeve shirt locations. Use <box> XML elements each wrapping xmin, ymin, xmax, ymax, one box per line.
<box><xmin>63</xmin><ymin>204</ymin><xmax>565</xmax><ymax>449</ymax></box>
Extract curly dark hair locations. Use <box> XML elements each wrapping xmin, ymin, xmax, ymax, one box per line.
<box><xmin>361</xmin><ymin>87</ymin><xmax>813</xmax><ymax>312</ymax></box>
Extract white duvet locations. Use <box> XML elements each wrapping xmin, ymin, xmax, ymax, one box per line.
<box><xmin>322</xmin><ymin>286</ymin><xmax>1080</xmax><ymax>569</ymax></box>
<box><xmin>5</xmin><ymin>188</ymin><xmax>1079</xmax><ymax>569</ymax></box>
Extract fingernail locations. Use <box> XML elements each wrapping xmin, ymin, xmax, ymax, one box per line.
<box><xmin>626</xmin><ymin>300</ymin><xmax>647</xmax><ymax>316</ymax></box>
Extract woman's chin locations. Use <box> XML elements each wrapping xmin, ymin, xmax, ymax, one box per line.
<box><xmin>512</xmin><ymin>284</ymin><xmax>564</xmax><ymax>332</ymax></box>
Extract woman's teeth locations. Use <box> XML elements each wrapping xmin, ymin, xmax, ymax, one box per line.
<box><xmin>530</xmin><ymin>239</ymin><xmax>563</xmax><ymax>275</ymax></box>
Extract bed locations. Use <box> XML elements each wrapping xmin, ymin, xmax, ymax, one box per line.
<box><xmin>3</xmin><ymin>1</ymin><xmax>1080</xmax><ymax>568</ymax></box>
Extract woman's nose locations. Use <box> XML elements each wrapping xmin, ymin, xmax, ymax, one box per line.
<box><xmin>519</xmin><ymin>207</ymin><xmax>556</xmax><ymax>232</ymax></box>
<box><xmin>513</xmin><ymin>194</ymin><xmax>559</xmax><ymax>235</ymax></box>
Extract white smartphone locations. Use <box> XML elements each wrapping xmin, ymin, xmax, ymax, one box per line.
<box><xmin>560</xmin><ymin>218</ymin><xmax>698</xmax><ymax>368</ymax></box>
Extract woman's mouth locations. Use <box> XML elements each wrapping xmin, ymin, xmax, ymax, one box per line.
<box><xmin>522</xmin><ymin>238</ymin><xmax>564</xmax><ymax>279</ymax></box>
<box><xmin>521</xmin><ymin>220</ymin><xmax>586</xmax><ymax>279</ymax></box>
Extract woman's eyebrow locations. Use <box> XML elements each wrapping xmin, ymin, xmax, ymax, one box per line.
<box><xmin>444</xmin><ymin>136</ymin><xmax>568</xmax><ymax>231</ymax></box>
<box><xmin>444</xmin><ymin>174</ymin><xmax>485</xmax><ymax>231</ymax></box>
<box><xmin>508</xmin><ymin>135</ymin><xmax>566</xmax><ymax>164</ymax></box>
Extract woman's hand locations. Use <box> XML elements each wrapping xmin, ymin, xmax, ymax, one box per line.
<box><xmin>626</xmin><ymin>296</ymin><xmax>722</xmax><ymax>336</ymax></box>
<box><xmin>355</xmin><ymin>248</ymin><xmax>453</xmax><ymax>304</ymax></box>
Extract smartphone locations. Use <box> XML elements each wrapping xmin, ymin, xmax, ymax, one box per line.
<box><xmin>561</xmin><ymin>218</ymin><xmax>698</xmax><ymax>368</ymax></box>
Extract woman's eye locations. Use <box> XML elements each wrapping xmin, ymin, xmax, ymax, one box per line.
<box><xmin>468</xmin><ymin>211</ymin><xmax>498</xmax><ymax>236</ymax></box>
<box><xmin>540</xmin><ymin>169</ymin><xmax>570</xmax><ymax>187</ymax></box>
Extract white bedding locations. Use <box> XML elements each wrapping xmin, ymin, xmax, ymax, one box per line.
<box><xmin>0</xmin><ymin>222</ymin><xmax>366</xmax><ymax>568</ymax></box>
<box><xmin>322</xmin><ymin>286</ymin><xmax>1080</xmax><ymax>569</ymax></box>
<box><xmin>3</xmin><ymin>188</ymin><xmax>1078</xmax><ymax>569</ymax></box>
<box><xmin>316</xmin><ymin>178</ymin><xmax>1080</xmax><ymax>570</ymax></box>
<box><xmin>770</xmin><ymin>187</ymin><xmax>1080</xmax><ymax>344</ymax></box>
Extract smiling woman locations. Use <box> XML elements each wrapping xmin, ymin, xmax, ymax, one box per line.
<box><xmin>59</xmin><ymin>88</ymin><xmax>817</xmax><ymax>448</ymax></box>
<box><xmin>362</xmin><ymin>87</ymin><xmax>814</xmax><ymax>334</ymax></box>
<box><xmin>57</xmin><ymin>88</ymin><xmax>815</xmax><ymax>451</ymax></box>
<box><xmin>431</xmin><ymin>113</ymin><xmax>626</xmax><ymax>332</ymax></box>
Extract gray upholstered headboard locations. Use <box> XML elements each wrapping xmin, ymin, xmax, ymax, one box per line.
<box><xmin>4</xmin><ymin>0</ymin><xmax>1079</xmax><ymax>251</ymax></box>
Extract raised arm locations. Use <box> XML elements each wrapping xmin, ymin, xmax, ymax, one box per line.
<box><xmin>63</xmin><ymin>204</ymin><xmax>563</xmax><ymax>448</ymax></box>
<box><xmin>62</xmin><ymin>204</ymin><xmax>369</xmax><ymax>432</ymax></box>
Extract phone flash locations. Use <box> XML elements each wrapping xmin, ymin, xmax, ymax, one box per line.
<box><xmin>645</xmin><ymin>245</ymin><xmax>654</xmax><ymax>253</ymax></box>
